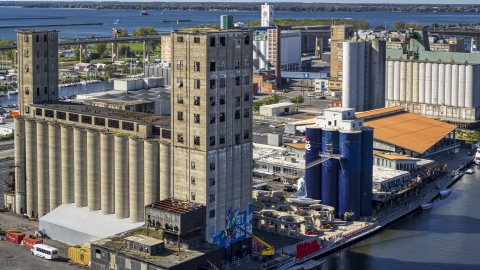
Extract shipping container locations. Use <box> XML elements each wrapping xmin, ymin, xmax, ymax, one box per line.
<box><xmin>6</xmin><ymin>230</ymin><xmax>25</xmax><ymax>244</ymax></box>
<box><xmin>68</xmin><ymin>246</ymin><xmax>91</xmax><ymax>265</ymax></box>
<box><xmin>22</xmin><ymin>236</ymin><xmax>43</xmax><ymax>249</ymax></box>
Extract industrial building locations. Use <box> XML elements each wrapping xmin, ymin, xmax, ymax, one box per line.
<box><xmin>385</xmin><ymin>26</ymin><xmax>480</xmax><ymax>126</ymax></box>
<box><xmin>13</xmin><ymin>29</ymin><xmax>254</xmax><ymax>247</ymax></box>
<box><xmin>258</xmin><ymin>102</ymin><xmax>295</xmax><ymax>116</ymax></box>
<box><xmin>285</xmin><ymin>106</ymin><xmax>458</xmax><ymax>159</ymax></box>
<box><xmin>253</xmin><ymin>29</ymin><xmax>301</xmax><ymax>71</ymax></box>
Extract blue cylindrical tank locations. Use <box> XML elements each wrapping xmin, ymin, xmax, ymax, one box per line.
<box><xmin>360</xmin><ymin>128</ymin><xmax>374</xmax><ymax>217</ymax></box>
<box><xmin>304</xmin><ymin>127</ymin><xmax>322</xmax><ymax>199</ymax></box>
<box><xmin>338</xmin><ymin>131</ymin><xmax>362</xmax><ymax>221</ymax></box>
<box><xmin>321</xmin><ymin>130</ymin><xmax>339</xmax><ymax>212</ymax></box>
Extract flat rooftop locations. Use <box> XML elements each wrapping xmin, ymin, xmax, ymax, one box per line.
<box><xmin>147</xmin><ymin>198</ymin><xmax>205</xmax><ymax>215</ymax></box>
<box><xmin>32</xmin><ymin>102</ymin><xmax>170</xmax><ymax>127</ymax></box>
<box><xmin>373</xmin><ymin>166</ymin><xmax>410</xmax><ymax>183</ymax></box>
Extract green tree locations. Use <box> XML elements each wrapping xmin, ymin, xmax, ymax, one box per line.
<box><xmin>375</xmin><ymin>25</ymin><xmax>385</xmax><ymax>30</ymax></box>
<box><xmin>406</xmin><ymin>21</ymin><xmax>419</xmax><ymax>28</ymax></box>
<box><xmin>290</xmin><ymin>95</ymin><xmax>304</xmax><ymax>104</ymax></box>
<box><xmin>104</xmin><ymin>64</ymin><xmax>115</xmax><ymax>78</ymax></box>
<box><xmin>253</xmin><ymin>101</ymin><xmax>263</xmax><ymax>112</ymax></box>
<box><xmin>393</xmin><ymin>20</ymin><xmax>406</xmax><ymax>30</ymax></box>
<box><xmin>132</xmin><ymin>27</ymin><xmax>159</xmax><ymax>36</ymax></box>
<box><xmin>115</xmin><ymin>28</ymin><xmax>128</xmax><ymax>37</ymax></box>
<box><xmin>93</xmin><ymin>43</ymin><xmax>107</xmax><ymax>58</ymax></box>
<box><xmin>264</xmin><ymin>95</ymin><xmax>279</xmax><ymax>105</ymax></box>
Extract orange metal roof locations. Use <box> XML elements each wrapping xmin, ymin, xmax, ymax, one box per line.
<box><xmin>290</xmin><ymin>118</ymin><xmax>317</xmax><ymax>125</ymax></box>
<box><xmin>355</xmin><ymin>106</ymin><xmax>404</xmax><ymax>119</ymax></box>
<box><xmin>364</xmin><ymin>111</ymin><xmax>457</xmax><ymax>154</ymax></box>
<box><xmin>284</xmin><ymin>143</ymin><xmax>306</xmax><ymax>149</ymax></box>
<box><xmin>373</xmin><ymin>151</ymin><xmax>413</xmax><ymax>160</ymax></box>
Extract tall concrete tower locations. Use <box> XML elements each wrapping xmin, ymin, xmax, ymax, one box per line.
<box><xmin>170</xmin><ymin>29</ymin><xmax>253</xmax><ymax>242</ymax></box>
<box><xmin>16</xmin><ymin>30</ymin><xmax>59</xmax><ymax>116</ymax></box>
<box><xmin>261</xmin><ymin>2</ymin><xmax>274</xmax><ymax>27</ymax></box>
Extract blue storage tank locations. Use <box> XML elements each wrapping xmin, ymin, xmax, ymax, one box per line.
<box><xmin>304</xmin><ymin>127</ymin><xmax>322</xmax><ymax>199</ymax></box>
<box><xmin>338</xmin><ymin>131</ymin><xmax>362</xmax><ymax>221</ymax></box>
<box><xmin>360</xmin><ymin>128</ymin><xmax>374</xmax><ymax>217</ymax></box>
<box><xmin>321</xmin><ymin>130</ymin><xmax>339</xmax><ymax>212</ymax></box>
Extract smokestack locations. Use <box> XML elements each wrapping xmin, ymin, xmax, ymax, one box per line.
<box><xmin>275</xmin><ymin>25</ymin><xmax>282</xmax><ymax>88</ymax></box>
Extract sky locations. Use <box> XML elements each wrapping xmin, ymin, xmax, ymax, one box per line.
<box><xmin>2</xmin><ymin>0</ymin><xmax>480</xmax><ymax>3</ymax></box>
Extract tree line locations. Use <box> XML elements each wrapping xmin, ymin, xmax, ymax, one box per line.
<box><xmin>0</xmin><ymin>2</ymin><xmax>478</xmax><ymax>13</ymax></box>
<box><xmin>247</xmin><ymin>18</ymin><xmax>369</xmax><ymax>30</ymax></box>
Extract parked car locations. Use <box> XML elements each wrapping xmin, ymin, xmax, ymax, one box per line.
<box><xmin>318</xmin><ymin>96</ymin><xmax>326</xmax><ymax>99</ymax></box>
<box><xmin>283</xmin><ymin>186</ymin><xmax>297</xmax><ymax>192</ymax></box>
<box><xmin>269</xmin><ymin>124</ymin><xmax>278</xmax><ymax>128</ymax></box>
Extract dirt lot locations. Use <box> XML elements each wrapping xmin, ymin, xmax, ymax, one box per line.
<box><xmin>0</xmin><ymin>211</ymin><xmax>83</xmax><ymax>270</ymax></box>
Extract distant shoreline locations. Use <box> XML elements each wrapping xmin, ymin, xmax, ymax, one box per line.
<box><xmin>0</xmin><ymin>2</ymin><xmax>478</xmax><ymax>13</ymax></box>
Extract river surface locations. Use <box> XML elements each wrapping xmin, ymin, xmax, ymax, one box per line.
<box><xmin>0</xmin><ymin>81</ymin><xmax>113</xmax><ymax>107</ymax></box>
<box><xmin>321</xmin><ymin>168</ymin><xmax>480</xmax><ymax>270</ymax></box>
<box><xmin>1</xmin><ymin>6</ymin><xmax>480</xmax><ymax>41</ymax></box>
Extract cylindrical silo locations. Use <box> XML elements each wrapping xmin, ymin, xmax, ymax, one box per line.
<box><xmin>418</xmin><ymin>62</ymin><xmax>425</xmax><ymax>104</ymax></box>
<box><xmin>465</xmin><ymin>65</ymin><xmax>473</xmax><ymax>108</ymax></box>
<box><xmin>129</xmin><ymin>137</ymin><xmax>144</xmax><ymax>222</ymax></box>
<box><xmin>305</xmin><ymin>127</ymin><xmax>323</xmax><ymax>200</ymax></box>
<box><xmin>425</xmin><ymin>62</ymin><xmax>432</xmax><ymax>104</ymax></box>
<box><xmin>25</xmin><ymin>118</ymin><xmax>38</xmax><ymax>217</ymax></box>
<box><xmin>48</xmin><ymin>122</ymin><xmax>61</xmax><ymax>212</ymax></box>
<box><xmin>387</xmin><ymin>61</ymin><xmax>394</xmax><ymax>101</ymax></box>
<box><xmin>412</xmin><ymin>62</ymin><xmax>419</xmax><ymax>103</ymax></box>
<box><xmin>360</xmin><ymin>128</ymin><xmax>373</xmax><ymax>217</ymax></box>
<box><xmin>87</xmin><ymin>130</ymin><xmax>100</xmax><ymax>211</ymax></box>
<box><xmin>393</xmin><ymin>61</ymin><xmax>401</xmax><ymax>101</ymax></box>
<box><xmin>100</xmin><ymin>132</ymin><xmax>114</xmax><ymax>214</ymax></box>
<box><xmin>160</xmin><ymin>143</ymin><xmax>171</xmax><ymax>201</ymax></box>
<box><xmin>431</xmin><ymin>63</ymin><xmax>438</xmax><ymax>105</ymax></box>
<box><xmin>61</xmin><ymin>125</ymin><xmax>74</xmax><ymax>203</ymax></box>
<box><xmin>36</xmin><ymin>120</ymin><xmax>49</xmax><ymax>217</ymax></box>
<box><xmin>74</xmin><ymin>127</ymin><xmax>87</xmax><ymax>207</ymax></box>
<box><xmin>14</xmin><ymin>117</ymin><xmax>26</xmax><ymax>214</ymax></box>
<box><xmin>438</xmin><ymin>63</ymin><xmax>445</xmax><ymax>105</ymax></box>
<box><xmin>405</xmin><ymin>61</ymin><xmax>413</xmax><ymax>102</ymax></box>
<box><xmin>259</xmin><ymin>40</ymin><xmax>267</xmax><ymax>70</ymax></box>
<box><xmin>144</xmin><ymin>139</ymin><xmax>160</xmax><ymax>206</ymax></box>
<box><xmin>370</xmin><ymin>40</ymin><xmax>386</xmax><ymax>110</ymax></box>
<box><xmin>338</xmin><ymin>131</ymin><xmax>361</xmax><ymax>221</ymax></box>
<box><xmin>445</xmin><ymin>64</ymin><xmax>452</xmax><ymax>106</ymax></box>
<box><xmin>458</xmin><ymin>65</ymin><xmax>466</xmax><ymax>108</ymax></box>
<box><xmin>399</xmin><ymin>61</ymin><xmax>407</xmax><ymax>102</ymax></box>
<box><xmin>342</xmin><ymin>42</ymin><xmax>357</xmax><ymax>109</ymax></box>
<box><xmin>356</xmin><ymin>42</ymin><xmax>365</xmax><ymax>111</ymax></box>
<box><xmin>452</xmin><ymin>64</ymin><xmax>459</xmax><ymax>107</ymax></box>
<box><xmin>115</xmin><ymin>135</ymin><xmax>129</xmax><ymax>218</ymax></box>
<box><xmin>321</xmin><ymin>129</ymin><xmax>339</xmax><ymax>212</ymax></box>
<box><xmin>253</xmin><ymin>39</ymin><xmax>259</xmax><ymax>59</ymax></box>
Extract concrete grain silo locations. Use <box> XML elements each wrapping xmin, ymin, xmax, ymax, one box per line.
<box><xmin>144</xmin><ymin>139</ymin><xmax>159</xmax><ymax>206</ymax></box>
<box><xmin>25</xmin><ymin>118</ymin><xmax>38</xmax><ymax>217</ymax></box>
<box><xmin>14</xmin><ymin>117</ymin><xmax>26</xmax><ymax>214</ymax></box>
<box><xmin>48</xmin><ymin>122</ymin><xmax>61</xmax><ymax>212</ymax></box>
<box><xmin>74</xmin><ymin>127</ymin><xmax>87</xmax><ymax>207</ymax></box>
<box><xmin>129</xmin><ymin>137</ymin><xmax>144</xmax><ymax>222</ymax></box>
<box><xmin>100</xmin><ymin>132</ymin><xmax>114</xmax><ymax>214</ymax></box>
<box><xmin>115</xmin><ymin>135</ymin><xmax>129</xmax><ymax>218</ymax></box>
<box><xmin>61</xmin><ymin>124</ymin><xmax>74</xmax><ymax>204</ymax></box>
<box><xmin>87</xmin><ymin>129</ymin><xmax>100</xmax><ymax>211</ymax></box>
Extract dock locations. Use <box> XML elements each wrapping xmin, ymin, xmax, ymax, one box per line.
<box><xmin>267</xmin><ymin>148</ymin><xmax>474</xmax><ymax>270</ymax></box>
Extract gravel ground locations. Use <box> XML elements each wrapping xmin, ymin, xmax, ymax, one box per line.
<box><xmin>0</xmin><ymin>211</ymin><xmax>83</xmax><ymax>270</ymax></box>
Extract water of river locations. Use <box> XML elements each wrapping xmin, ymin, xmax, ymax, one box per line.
<box><xmin>0</xmin><ymin>81</ymin><xmax>113</xmax><ymax>107</ymax></box>
<box><xmin>321</xmin><ymin>167</ymin><xmax>480</xmax><ymax>270</ymax></box>
<box><xmin>0</xmin><ymin>6</ymin><xmax>480</xmax><ymax>40</ymax></box>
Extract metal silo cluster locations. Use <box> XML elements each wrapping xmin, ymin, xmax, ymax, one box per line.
<box><xmin>305</xmin><ymin>127</ymin><xmax>373</xmax><ymax>221</ymax></box>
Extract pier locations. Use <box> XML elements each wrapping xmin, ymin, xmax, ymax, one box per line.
<box><xmin>0</xmin><ymin>16</ymin><xmax>67</xmax><ymax>21</ymax></box>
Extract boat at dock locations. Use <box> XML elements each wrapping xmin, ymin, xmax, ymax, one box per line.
<box><xmin>440</xmin><ymin>188</ymin><xmax>451</xmax><ymax>197</ymax></box>
<box><xmin>421</xmin><ymin>201</ymin><xmax>433</xmax><ymax>211</ymax></box>
<box><xmin>475</xmin><ymin>148</ymin><xmax>480</xmax><ymax>165</ymax></box>
<box><xmin>466</xmin><ymin>168</ymin><xmax>474</xmax><ymax>174</ymax></box>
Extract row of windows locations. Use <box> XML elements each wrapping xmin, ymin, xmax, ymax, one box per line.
<box><xmin>177</xmin><ymin>35</ymin><xmax>250</xmax><ymax>46</ymax></box>
<box><xmin>23</xmin><ymin>49</ymin><xmax>55</xmax><ymax>58</ymax></box>
<box><xmin>24</xmin><ymin>86</ymin><xmax>56</xmax><ymax>96</ymax></box>
<box><xmin>23</xmin><ymin>64</ymin><xmax>56</xmax><ymax>73</ymax></box>
<box><xmin>176</xmin><ymin>94</ymin><xmax>249</xmax><ymax>107</ymax></box>
<box><xmin>177</xmin><ymin>76</ymin><xmax>250</xmax><ymax>88</ymax></box>
<box><xmin>190</xmin><ymin>176</ymin><xmax>216</xmax><ymax>186</ymax></box>
<box><xmin>177</xmin><ymin>59</ymin><xmax>250</xmax><ymax>71</ymax></box>
<box><xmin>177</xmin><ymin>131</ymin><xmax>250</xmax><ymax>146</ymax></box>
<box><xmin>190</xmin><ymin>192</ymin><xmax>216</xmax><ymax>202</ymax></box>
<box><xmin>34</xmin><ymin>110</ymin><xmax>136</xmax><ymax>131</ymax></box>
<box><xmin>23</xmin><ymin>34</ymin><xmax>55</xmax><ymax>43</ymax></box>
<box><xmin>177</xmin><ymin>109</ymin><xmax>250</xmax><ymax>122</ymax></box>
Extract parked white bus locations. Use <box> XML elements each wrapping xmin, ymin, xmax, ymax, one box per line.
<box><xmin>31</xmin><ymin>244</ymin><xmax>59</xmax><ymax>260</ymax></box>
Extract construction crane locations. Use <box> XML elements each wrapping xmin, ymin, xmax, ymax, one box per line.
<box><xmin>236</xmin><ymin>226</ymin><xmax>275</xmax><ymax>259</ymax></box>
